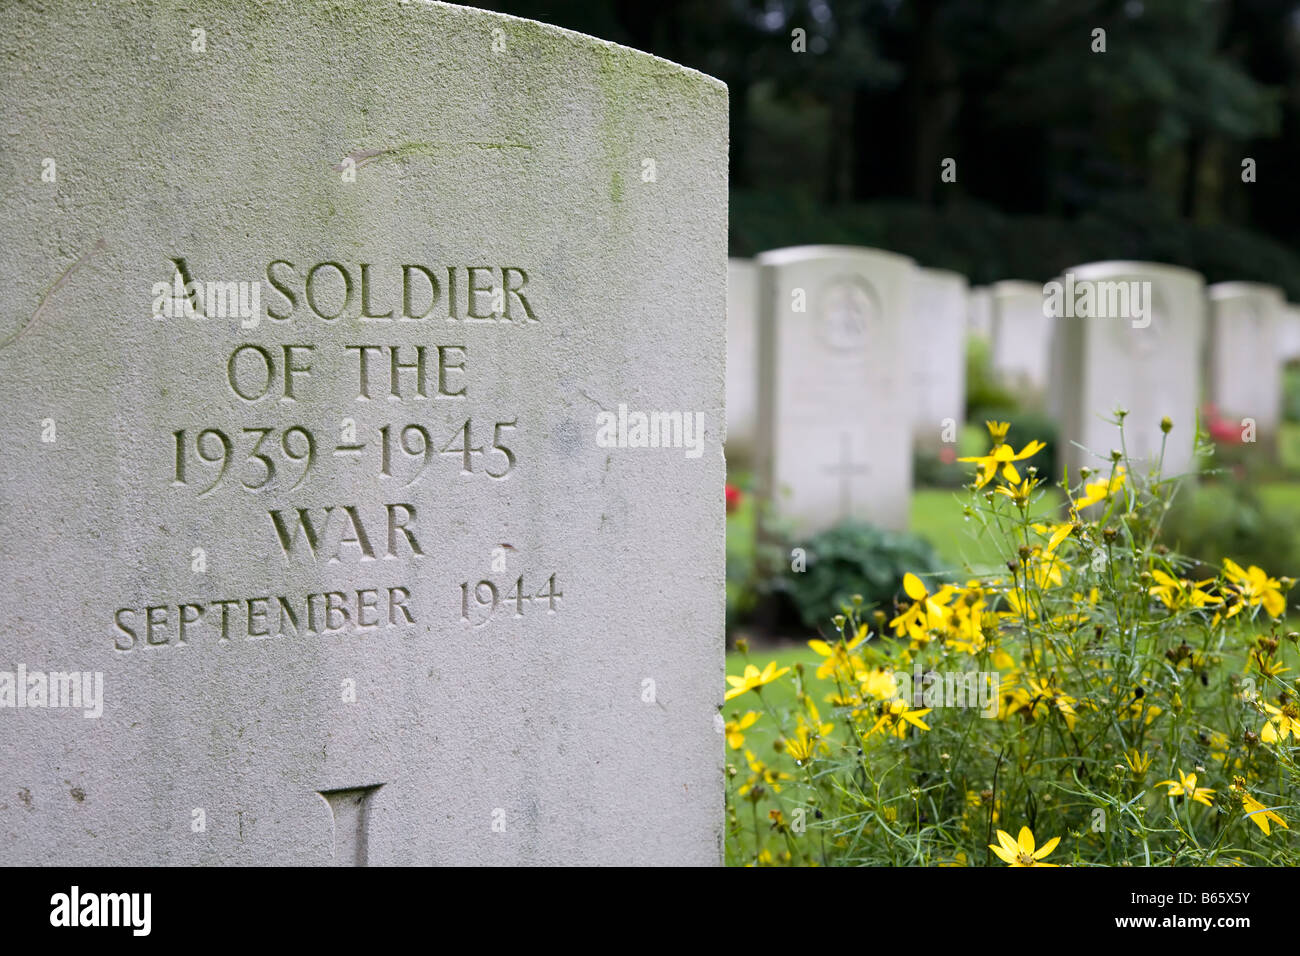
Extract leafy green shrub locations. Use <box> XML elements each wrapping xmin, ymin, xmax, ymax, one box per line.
<box><xmin>911</xmin><ymin>446</ymin><xmax>967</xmax><ymax>489</ymax></box>
<box><xmin>768</xmin><ymin>521</ymin><xmax>944</xmax><ymax>630</ymax></box>
<box><xmin>964</xmin><ymin>337</ymin><xmax>1018</xmax><ymax>414</ymax></box>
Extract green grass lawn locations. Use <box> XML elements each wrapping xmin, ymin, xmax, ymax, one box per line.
<box><xmin>909</xmin><ymin>486</ymin><xmax>1065</xmax><ymax>574</ymax></box>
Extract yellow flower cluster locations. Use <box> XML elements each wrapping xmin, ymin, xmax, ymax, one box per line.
<box><xmin>723</xmin><ymin>419</ymin><xmax>1299</xmax><ymax>867</ymax></box>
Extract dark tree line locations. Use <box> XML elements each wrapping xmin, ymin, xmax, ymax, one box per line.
<box><xmin>477</xmin><ymin>0</ymin><xmax>1300</xmax><ymax>290</ymax></box>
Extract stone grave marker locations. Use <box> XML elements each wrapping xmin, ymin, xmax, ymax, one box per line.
<box><xmin>989</xmin><ymin>280</ymin><xmax>1052</xmax><ymax>394</ymax></box>
<box><xmin>910</xmin><ymin>267</ymin><xmax>968</xmax><ymax>450</ymax></box>
<box><xmin>755</xmin><ymin>246</ymin><xmax>913</xmax><ymax>534</ymax></box>
<box><xmin>0</xmin><ymin>0</ymin><xmax>726</xmax><ymax>865</ymax></box>
<box><xmin>1280</xmin><ymin>304</ymin><xmax>1300</xmax><ymax>363</ymax></box>
<box><xmin>1207</xmin><ymin>282</ymin><xmax>1285</xmax><ymax>449</ymax></box>
<box><xmin>967</xmin><ymin>285</ymin><xmax>993</xmax><ymax>341</ymax></box>
<box><xmin>1052</xmin><ymin>262</ymin><xmax>1206</xmax><ymax>480</ymax></box>
<box><xmin>726</xmin><ymin>258</ymin><xmax>759</xmax><ymax>461</ymax></box>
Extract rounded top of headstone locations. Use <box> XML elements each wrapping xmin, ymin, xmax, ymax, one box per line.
<box><xmin>1207</xmin><ymin>281</ymin><xmax>1285</xmax><ymax>303</ymax></box>
<box><xmin>428</xmin><ymin>1</ymin><xmax>726</xmax><ymax>89</ymax></box>
<box><xmin>917</xmin><ymin>266</ymin><xmax>969</xmax><ymax>288</ymax></box>
<box><xmin>990</xmin><ymin>279</ymin><xmax>1042</xmax><ymax>296</ymax></box>
<box><xmin>1065</xmin><ymin>261</ymin><xmax>1205</xmax><ymax>289</ymax></box>
<box><xmin>755</xmin><ymin>245</ymin><xmax>916</xmax><ymax>269</ymax></box>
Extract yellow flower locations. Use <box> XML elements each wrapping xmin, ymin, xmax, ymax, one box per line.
<box><xmin>786</xmin><ymin>701</ymin><xmax>833</xmax><ymax>763</ymax></box>
<box><xmin>989</xmin><ymin>826</ymin><xmax>1061</xmax><ymax>867</ymax></box>
<box><xmin>889</xmin><ymin>573</ymin><xmax>954</xmax><ymax>642</ymax></box>
<box><xmin>737</xmin><ymin>749</ymin><xmax>792</xmax><ymax>797</ymax></box>
<box><xmin>1005</xmin><ymin>675</ymin><xmax>1078</xmax><ymax>729</ymax></box>
<box><xmin>724</xmin><ymin>711</ymin><xmax>759</xmax><ymax>750</ymax></box>
<box><xmin>1221</xmin><ymin>559</ymin><xmax>1289</xmax><ymax>619</ymax></box>
<box><xmin>1260</xmin><ymin>701</ymin><xmax>1300</xmax><ymax>744</ymax></box>
<box><xmin>856</xmin><ymin>667</ymin><xmax>901</xmax><ymax>701</ymax></box>
<box><xmin>1230</xmin><ymin>778</ymin><xmax>1288</xmax><ymax>836</ymax></box>
<box><xmin>1148</xmin><ymin>569</ymin><xmax>1222</xmax><ymax>611</ymax></box>
<box><xmin>1073</xmin><ymin>466</ymin><xmax>1126</xmax><ymax>509</ymax></box>
<box><xmin>959</xmin><ymin>436</ymin><xmax>1047</xmax><ymax>489</ymax></box>
<box><xmin>1033</xmin><ymin>521</ymin><xmax>1075</xmax><ymax>556</ymax></box>
<box><xmin>1154</xmin><ymin>769</ymin><xmax>1215</xmax><ymax>807</ymax></box>
<box><xmin>995</xmin><ymin>477</ymin><xmax>1040</xmax><ymax>506</ymax></box>
<box><xmin>869</xmin><ymin>697</ymin><xmax>932</xmax><ymax>739</ymax></box>
<box><xmin>1124</xmin><ymin>749</ymin><xmax>1152</xmax><ymax>778</ymax></box>
<box><xmin>725</xmin><ymin>660</ymin><xmax>790</xmax><ymax>701</ymax></box>
<box><xmin>807</xmin><ymin>627</ymin><xmax>867</xmax><ymax>680</ymax></box>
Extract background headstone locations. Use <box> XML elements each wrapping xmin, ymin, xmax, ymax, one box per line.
<box><xmin>910</xmin><ymin>267</ymin><xmax>968</xmax><ymax>449</ymax></box>
<box><xmin>989</xmin><ymin>280</ymin><xmax>1052</xmax><ymax>394</ymax></box>
<box><xmin>967</xmin><ymin>285</ymin><xmax>993</xmax><ymax>341</ymax></box>
<box><xmin>1052</xmin><ymin>261</ymin><xmax>1206</xmax><ymax>480</ymax></box>
<box><xmin>1281</xmin><ymin>304</ymin><xmax>1300</xmax><ymax>363</ymax></box>
<box><xmin>726</xmin><ymin>258</ymin><xmax>759</xmax><ymax>462</ymax></box>
<box><xmin>0</xmin><ymin>0</ymin><xmax>726</xmax><ymax>865</ymax></box>
<box><xmin>756</xmin><ymin>245</ymin><xmax>914</xmax><ymax>534</ymax></box>
<box><xmin>1207</xmin><ymin>282</ymin><xmax>1285</xmax><ymax>448</ymax></box>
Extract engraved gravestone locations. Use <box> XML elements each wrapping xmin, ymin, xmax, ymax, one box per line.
<box><xmin>1052</xmin><ymin>262</ymin><xmax>1206</xmax><ymax>479</ymax></box>
<box><xmin>0</xmin><ymin>1</ymin><xmax>726</xmax><ymax>865</ymax></box>
<box><xmin>910</xmin><ymin>268</ymin><xmax>968</xmax><ymax>449</ymax></box>
<box><xmin>755</xmin><ymin>246</ymin><xmax>913</xmax><ymax>534</ymax></box>
<box><xmin>989</xmin><ymin>280</ymin><xmax>1051</xmax><ymax>394</ymax></box>
<box><xmin>726</xmin><ymin>258</ymin><xmax>759</xmax><ymax>461</ymax></box>
<box><xmin>1207</xmin><ymin>282</ymin><xmax>1284</xmax><ymax>448</ymax></box>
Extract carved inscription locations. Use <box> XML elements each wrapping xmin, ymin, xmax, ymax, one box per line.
<box><xmin>112</xmin><ymin>257</ymin><xmax>562</xmax><ymax>652</ymax></box>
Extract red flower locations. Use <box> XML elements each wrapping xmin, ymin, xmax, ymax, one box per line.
<box><xmin>1203</xmin><ymin>404</ymin><xmax>1241</xmax><ymax>444</ymax></box>
<box><xmin>725</xmin><ymin>484</ymin><xmax>742</xmax><ymax>513</ymax></box>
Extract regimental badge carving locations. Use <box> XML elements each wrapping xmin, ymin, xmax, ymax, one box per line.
<box><xmin>817</xmin><ymin>277</ymin><xmax>878</xmax><ymax>353</ymax></box>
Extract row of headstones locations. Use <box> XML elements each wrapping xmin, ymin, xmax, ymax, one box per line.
<box><xmin>728</xmin><ymin>249</ymin><xmax>1300</xmax><ymax>535</ymax></box>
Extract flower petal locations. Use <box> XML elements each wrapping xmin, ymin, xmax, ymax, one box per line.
<box><xmin>903</xmin><ymin>573</ymin><xmax>928</xmax><ymax>602</ymax></box>
<box><xmin>1018</xmin><ymin>826</ymin><xmax>1035</xmax><ymax>855</ymax></box>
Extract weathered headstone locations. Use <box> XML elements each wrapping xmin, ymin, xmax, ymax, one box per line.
<box><xmin>910</xmin><ymin>268</ymin><xmax>968</xmax><ymax>449</ymax></box>
<box><xmin>0</xmin><ymin>1</ymin><xmax>726</xmax><ymax>865</ymax></box>
<box><xmin>1207</xmin><ymin>282</ymin><xmax>1285</xmax><ymax>449</ymax></box>
<box><xmin>967</xmin><ymin>285</ymin><xmax>993</xmax><ymax>341</ymax></box>
<box><xmin>756</xmin><ymin>246</ymin><xmax>913</xmax><ymax>533</ymax></box>
<box><xmin>726</xmin><ymin>258</ymin><xmax>760</xmax><ymax>461</ymax></box>
<box><xmin>989</xmin><ymin>280</ymin><xmax>1051</xmax><ymax>394</ymax></box>
<box><xmin>1052</xmin><ymin>262</ymin><xmax>1206</xmax><ymax>479</ymax></box>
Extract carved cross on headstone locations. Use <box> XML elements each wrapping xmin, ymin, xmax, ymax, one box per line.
<box><xmin>318</xmin><ymin>784</ymin><xmax>383</xmax><ymax>866</ymax></box>
<box><xmin>821</xmin><ymin>431</ymin><xmax>869</xmax><ymax>520</ymax></box>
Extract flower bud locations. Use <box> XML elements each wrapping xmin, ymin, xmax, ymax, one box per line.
<box><xmin>1160</xmin><ymin>416</ymin><xmax>1173</xmax><ymax>434</ymax></box>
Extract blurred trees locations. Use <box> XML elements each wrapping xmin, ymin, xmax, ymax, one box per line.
<box><xmin>477</xmin><ymin>0</ymin><xmax>1300</xmax><ymax>293</ymax></box>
